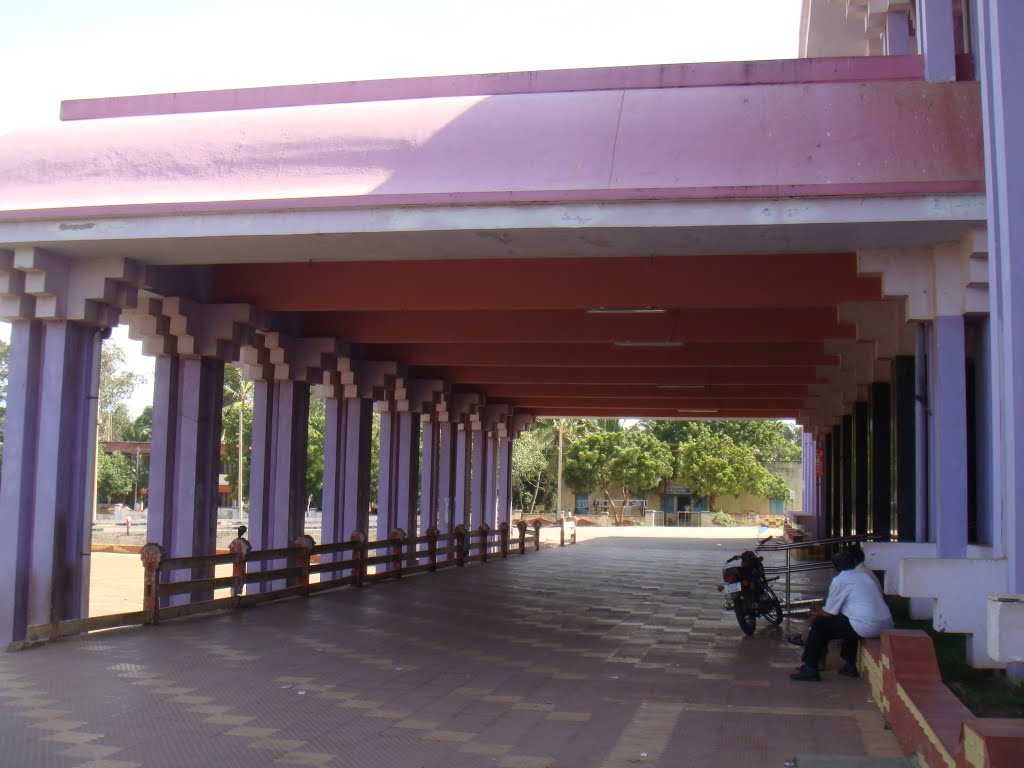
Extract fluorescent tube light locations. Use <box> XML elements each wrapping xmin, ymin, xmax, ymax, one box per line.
<box><xmin>612</xmin><ymin>340</ymin><xmax>683</xmax><ymax>348</ymax></box>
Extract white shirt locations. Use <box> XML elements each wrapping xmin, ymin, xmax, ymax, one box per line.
<box><xmin>824</xmin><ymin>569</ymin><xmax>894</xmax><ymax>638</ymax></box>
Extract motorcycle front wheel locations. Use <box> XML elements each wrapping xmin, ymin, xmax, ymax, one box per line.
<box><xmin>761</xmin><ymin>587</ymin><xmax>784</xmax><ymax>626</ymax></box>
<box><xmin>733</xmin><ymin>595</ymin><xmax>757</xmax><ymax>635</ymax></box>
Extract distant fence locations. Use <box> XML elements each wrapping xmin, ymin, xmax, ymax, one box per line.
<box><xmin>19</xmin><ymin>519</ymin><xmax>567</xmax><ymax>647</ymax></box>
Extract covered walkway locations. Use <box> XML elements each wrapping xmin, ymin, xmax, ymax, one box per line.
<box><xmin>0</xmin><ymin>536</ymin><xmax>901</xmax><ymax>768</ymax></box>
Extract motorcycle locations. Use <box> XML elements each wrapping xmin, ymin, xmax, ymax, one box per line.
<box><xmin>719</xmin><ymin>533</ymin><xmax>784</xmax><ymax>635</ymax></box>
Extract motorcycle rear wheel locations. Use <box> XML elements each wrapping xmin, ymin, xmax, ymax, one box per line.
<box><xmin>733</xmin><ymin>596</ymin><xmax>757</xmax><ymax>635</ymax></box>
<box><xmin>761</xmin><ymin>588</ymin><xmax>784</xmax><ymax>626</ymax></box>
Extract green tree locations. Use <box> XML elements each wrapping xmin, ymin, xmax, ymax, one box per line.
<box><xmin>563</xmin><ymin>428</ymin><xmax>673</xmax><ymax>524</ymax></box>
<box><xmin>96</xmin><ymin>450</ymin><xmax>135</xmax><ymax>503</ymax></box>
<box><xmin>522</xmin><ymin>418</ymin><xmax>600</xmax><ymax>514</ymax></box>
<box><xmin>672</xmin><ymin>425</ymin><xmax>791</xmax><ymax>513</ymax></box>
<box><xmin>511</xmin><ymin>427</ymin><xmax>551</xmax><ymax>512</ymax></box>
<box><xmin>652</xmin><ymin>419</ymin><xmax>801</xmax><ymax>462</ymax></box>
<box><xmin>306</xmin><ymin>397</ymin><xmax>326</xmax><ymax>510</ymax></box>
<box><xmin>123</xmin><ymin>406</ymin><xmax>152</xmax><ymax>441</ymax></box>
<box><xmin>221</xmin><ymin>366</ymin><xmax>253</xmax><ymax>512</ymax></box>
<box><xmin>99</xmin><ymin>341</ymin><xmax>145</xmax><ymax>441</ymax></box>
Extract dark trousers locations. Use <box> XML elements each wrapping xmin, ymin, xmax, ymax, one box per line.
<box><xmin>802</xmin><ymin>614</ymin><xmax>861</xmax><ymax>668</ymax></box>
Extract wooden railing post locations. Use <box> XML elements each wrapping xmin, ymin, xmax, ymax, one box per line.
<box><xmin>533</xmin><ymin>520</ymin><xmax>542</xmax><ymax>551</ymax></box>
<box><xmin>499</xmin><ymin>522</ymin><xmax>510</xmax><ymax>559</ymax></box>
<box><xmin>478</xmin><ymin>523</ymin><xmax>491</xmax><ymax>563</ymax></box>
<box><xmin>389</xmin><ymin>529</ymin><xmax>406</xmax><ymax>578</ymax></box>
<box><xmin>454</xmin><ymin>525</ymin><xmax>467</xmax><ymax>567</ymax></box>
<box><xmin>426</xmin><ymin>526</ymin><xmax>439</xmax><ymax>572</ymax></box>
<box><xmin>516</xmin><ymin>521</ymin><xmax>528</xmax><ymax>554</ymax></box>
<box><xmin>228</xmin><ymin>528</ymin><xmax>252</xmax><ymax>601</ymax></box>
<box><xmin>293</xmin><ymin>535</ymin><xmax>317</xmax><ymax>596</ymax></box>
<box><xmin>140</xmin><ymin>542</ymin><xmax>166</xmax><ymax>625</ymax></box>
<box><xmin>350</xmin><ymin>531</ymin><xmax>367</xmax><ymax>587</ymax></box>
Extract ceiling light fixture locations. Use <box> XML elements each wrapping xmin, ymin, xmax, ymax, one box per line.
<box><xmin>586</xmin><ymin>307</ymin><xmax>669</xmax><ymax>315</ymax></box>
<box><xmin>612</xmin><ymin>340</ymin><xmax>683</xmax><ymax>348</ymax></box>
<box><xmin>676</xmin><ymin>408</ymin><xmax>718</xmax><ymax>414</ymax></box>
<box><xmin>656</xmin><ymin>384</ymin><xmax>705</xmax><ymax>390</ymax></box>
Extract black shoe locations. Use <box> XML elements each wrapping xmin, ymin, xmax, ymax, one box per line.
<box><xmin>790</xmin><ymin>664</ymin><xmax>821</xmax><ymax>682</ymax></box>
<box><xmin>838</xmin><ymin>663</ymin><xmax>859</xmax><ymax>678</ymax></box>
<box><xmin>787</xmin><ymin>633</ymin><xmax>805</xmax><ymax>647</ymax></box>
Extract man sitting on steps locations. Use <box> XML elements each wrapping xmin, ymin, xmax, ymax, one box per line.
<box><xmin>790</xmin><ymin>549</ymin><xmax>894</xmax><ymax>682</ymax></box>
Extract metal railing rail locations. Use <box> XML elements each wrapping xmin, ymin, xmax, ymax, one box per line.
<box><xmin>755</xmin><ymin>533</ymin><xmax>885</xmax><ymax>615</ymax></box>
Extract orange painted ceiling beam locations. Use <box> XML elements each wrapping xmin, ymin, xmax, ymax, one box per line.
<box><xmin>414</xmin><ymin>365</ymin><xmax>821</xmax><ymax>386</ymax></box>
<box><xmin>212</xmin><ymin>253</ymin><xmax>879</xmax><ymax>311</ymax></box>
<box><xmin>470</xmin><ymin>383</ymin><xmax>810</xmax><ymax>399</ymax></box>
<box><xmin>363</xmin><ymin>341</ymin><xmax>836</xmax><ymax>367</ymax></box>
<box><xmin>302</xmin><ymin>308</ymin><xmax>854</xmax><ymax>343</ymax></box>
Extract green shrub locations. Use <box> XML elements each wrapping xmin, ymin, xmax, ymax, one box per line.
<box><xmin>711</xmin><ymin>511</ymin><xmax>737</xmax><ymax>527</ymax></box>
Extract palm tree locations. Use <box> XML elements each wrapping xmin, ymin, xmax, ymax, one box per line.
<box><xmin>223</xmin><ymin>367</ymin><xmax>254</xmax><ymax>519</ymax></box>
<box><xmin>528</xmin><ymin>418</ymin><xmax>600</xmax><ymax>516</ymax></box>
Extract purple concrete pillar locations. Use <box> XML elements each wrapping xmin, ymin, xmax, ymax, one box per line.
<box><xmin>341</xmin><ymin>398</ymin><xmax>373</xmax><ymax>538</ymax></box>
<box><xmin>0</xmin><ymin>320</ymin><xmax>100</xmax><ymax>644</ymax></box>
<box><xmin>918</xmin><ymin>0</ymin><xmax>957</xmax><ymax>82</ymax></box>
<box><xmin>320</xmin><ymin>397</ymin><xmax>344</xmax><ymax>561</ymax></box>
<box><xmin>801</xmin><ymin>432</ymin><xmax>818</xmax><ymax>522</ymax></box>
<box><xmin>148</xmin><ymin>354</ymin><xmax>225</xmax><ymax>603</ymax></box>
<box><xmin>395</xmin><ymin>411</ymin><xmax>421</xmax><ymax>536</ymax></box>
<box><xmin>483</xmin><ymin>432</ymin><xmax>499</xmax><ymax>529</ymax></box>
<box><xmin>247</xmin><ymin>379</ymin><xmax>310</xmax><ymax>590</ymax></box>
<box><xmin>470</xmin><ymin>428</ymin><xmax>486</xmax><ymax>528</ymax></box>
<box><xmin>377</xmin><ymin>407</ymin><xmax>399</xmax><ymax>534</ymax></box>
<box><xmin>928</xmin><ymin>316</ymin><xmax>969</xmax><ymax>558</ymax></box>
<box><xmin>496</xmin><ymin>435</ymin><xmax>513</xmax><ymax>527</ymax></box>
<box><xmin>978</xmin><ymin>0</ymin><xmax>1024</xmax><ymax>592</ymax></box>
<box><xmin>885</xmin><ymin>11</ymin><xmax>911</xmax><ymax>55</ymax></box>
<box><xmin>454</xmin><ymin>426</ymin><xmax>471</xmax><ymax>529</ymax></box>
<box><xmin>437</xmin><ymin>422</ymin><xmax>456</xmax><ymax>532</ymax></box>
<box><xmin>420</xmin><ymin>417</ymin><xmax>440</xmax><ymax>530</ymax></box>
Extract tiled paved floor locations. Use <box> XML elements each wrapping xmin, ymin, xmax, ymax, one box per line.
<box><xmin>3</xmin><ymin>536</ymin><xmax>903</xmax><ymax>767</ymax></box>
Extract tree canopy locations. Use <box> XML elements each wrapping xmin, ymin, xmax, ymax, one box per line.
<box><xmin>99</xmin><ymin>341</ymin><xmax>145</xmax><ymax>441</ymax></box>
<box><xmin>563</xmin><ymin>428</ymin><xmax>674</xmax><ymax>523</ymax></box>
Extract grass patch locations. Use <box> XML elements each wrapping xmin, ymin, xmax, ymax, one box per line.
<box><xmin>888</xmin><ymin>596</ymin><xmax>1024</xmax><ymax>718</ymax></box>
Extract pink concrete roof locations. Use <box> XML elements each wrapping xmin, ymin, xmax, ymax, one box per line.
<box><xmin>0</xmin><ymin>66</ymin><xmax>983</xmax><ymax>218</ymax></box>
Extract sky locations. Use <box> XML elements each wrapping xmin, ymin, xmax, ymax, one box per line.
<box><xmin>0</xmin><ymin>0</ymin><xmax>802</xmax><ymax>415</ymax></box>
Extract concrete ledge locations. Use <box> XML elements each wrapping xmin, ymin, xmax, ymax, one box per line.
<box><xmin>864</xmin><ymin>542</ymin><xmax>937</xmax><ymax>594</ymax></box>
<box><xmin>987</xmin><ymin>595</ymin><xmax>1024</xmax><ymax>663</ymax></box>
<box><xmin>901</xmin><ymin>558</ymin><xmax>1008</xmax><ymax>666</ymax></box>
<box><xmin>859</xmin><ymin>630</ymin><xmax>1024</xmax><ymax>768</ymax></box>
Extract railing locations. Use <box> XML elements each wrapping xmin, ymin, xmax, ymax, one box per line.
<box><xmin>755</xmin><ymin>533</ymin><xmax>885</xmax><ymax>615</ymax></box>
<box><xmin>22</xmin><ymin>520</ymin><xmax>548</xmax><ymax>645</ymax></box>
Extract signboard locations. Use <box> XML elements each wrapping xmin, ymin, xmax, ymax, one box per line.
<box><xmin>666</xmin><ymin>485</ymin><xmax>691</xmax><ymax>495</ymax></box>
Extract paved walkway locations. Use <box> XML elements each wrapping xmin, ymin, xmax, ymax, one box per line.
<box><xmin>3</xmin><ymin>534</ymin><xmax>905</xmax><ymax>767</ymax></box>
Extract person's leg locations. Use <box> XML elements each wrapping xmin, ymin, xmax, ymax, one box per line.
<box><xmin>833</xmin><ymin>615</ymin><xmax>862</xmax><ymax>677</ymax></box>
<box><xmin>801</xmin><ymin>615</ymin><xmax>846</xmax><ymax>667</ymax></box>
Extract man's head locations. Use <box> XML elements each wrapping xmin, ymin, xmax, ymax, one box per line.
<box><xmin>846</xmin><ymin>544</ymin><xmax>866</xmax><ymax>565</ymax></box>
<box><xmin>831</xmin><ymin>549</ymin><xmax>857</xmax><ymax>572</ymax></box>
